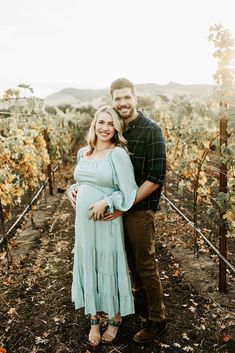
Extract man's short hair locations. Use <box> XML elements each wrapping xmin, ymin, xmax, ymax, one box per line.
<box><xmin>110</xmin><ymin>78</ymin><xmax>136</xmax><ymax>97</ymax></box>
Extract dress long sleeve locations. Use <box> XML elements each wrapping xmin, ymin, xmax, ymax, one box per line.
<box><xmin>104</xmin><ymin>147</ymin><xmax>138</xmax><ymax>212</ymax></box>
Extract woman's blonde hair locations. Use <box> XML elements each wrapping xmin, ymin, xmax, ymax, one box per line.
<box><xmin>86</xmin><ymin>105</ymin><xmax>127</xmax><ymax>155</ymax></box>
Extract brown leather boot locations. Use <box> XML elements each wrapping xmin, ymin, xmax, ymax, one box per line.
<box><xmin>133</xmin><ymin>319</ymin><xmax>167</xmax><ymax>343</ymax></box>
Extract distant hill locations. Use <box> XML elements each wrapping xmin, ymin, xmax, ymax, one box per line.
<box><xmin>44</xmin><ymin>82</ymin><xmax>215</xmax><ymax>107</ymax></box>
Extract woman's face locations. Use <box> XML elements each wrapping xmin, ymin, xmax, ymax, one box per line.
<box><xmin>95</xmin><ymin>112</ymin><xmax>116</xmax><ymax>142</ymax></box>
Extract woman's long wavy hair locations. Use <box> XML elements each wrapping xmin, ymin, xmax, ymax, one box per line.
<box><xmin>86</xmin><ymin>105</ymin><xmax>127</xmax><ymax>155</ymax></box>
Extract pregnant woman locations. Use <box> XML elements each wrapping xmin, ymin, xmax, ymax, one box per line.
<box><xmin>71</xmin><ymin>105</ymin><xmax>138</xmax><ymax>346</ymax></box>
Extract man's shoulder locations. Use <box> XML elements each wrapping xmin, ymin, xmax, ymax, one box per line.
<box><xmin>137</xmin><ymin>111</ymin><xmax>161</xmax><ymax>130</ymax></box>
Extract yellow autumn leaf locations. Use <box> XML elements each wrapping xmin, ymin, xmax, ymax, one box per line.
<box><xmin>15</xmin><ymin>188</ymin><xmax>24</xmax><ymax>197</ymax></box>
<box><xmin>223</xmin><ymin>210</ymin><xmax>235</xmax><ymax>222</ymax></box>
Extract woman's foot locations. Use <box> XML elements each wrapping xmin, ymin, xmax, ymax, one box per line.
<box><xmin>88</xmin><ymin>316</ymin><xmax>101</xmax><ymax>347</ymax></box>
<box><xmin>102</xmin><ymin>316</ymin><xmax>122</xmax><ymax>344</ymax></box>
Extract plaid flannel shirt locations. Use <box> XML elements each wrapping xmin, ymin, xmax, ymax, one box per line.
<box><xmin>123</xmin><ymin>111</ymin><xmax>166</xmax><ymax>212</ymax></box>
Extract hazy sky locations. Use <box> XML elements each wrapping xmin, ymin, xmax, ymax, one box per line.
<box><xmin>1</xmin><ymin>0</ymin><xmax>235</xmax><ymax>98</ymax></box>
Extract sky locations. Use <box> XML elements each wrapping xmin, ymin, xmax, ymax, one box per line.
<box><xmin>0</xmin><ymin>0</ymin><xmax>235</xmax><ymax>98</ymax></box>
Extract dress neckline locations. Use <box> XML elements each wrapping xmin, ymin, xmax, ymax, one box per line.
<box><xmin>82</xmin><ymin>147</ymin><xmax>114</xmax><ymax>161</ymax></box>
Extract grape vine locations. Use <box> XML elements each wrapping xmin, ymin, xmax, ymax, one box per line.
<box><xmin>0</xmin><ymin>85</ymin><xmax>92</xmax><ymax>226</ymax></box>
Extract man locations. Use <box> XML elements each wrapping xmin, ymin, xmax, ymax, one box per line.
<box><xmin>104</xmin><ymin>78</ymin><xmax>167</xmax><ymax>343</ymax></box>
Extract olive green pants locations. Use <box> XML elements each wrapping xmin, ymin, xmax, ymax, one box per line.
<box><xmin>123</xmin><ymin>210</ymin><xmax>165</xmax><ymax>322</ymax></box>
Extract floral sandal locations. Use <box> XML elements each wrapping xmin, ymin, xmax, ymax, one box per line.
<box><xmin>101</xmin><ymin>317</ymin><xmax>122</xmax><ymax>344</ymax></box>
<box><xmin>88</xmin><ymin>317</ymin><xmax>101</xmax><ymax>346</ymax></box>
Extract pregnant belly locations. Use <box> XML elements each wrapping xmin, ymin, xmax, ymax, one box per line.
<box><xmin>76</xmin><ymin>184</ymin><xmax>111</xmax><ymax>216</ymax></box>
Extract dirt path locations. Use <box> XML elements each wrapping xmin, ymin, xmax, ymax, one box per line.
<box><xmin>0</xmin><ymin>181</ymin><xmax>234</xmax><ymax>353</ymax></box>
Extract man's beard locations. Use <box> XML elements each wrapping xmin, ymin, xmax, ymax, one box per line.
<box><xmin>117</xmin><ymin>105</ymin><xmax>133</xmax><ymax>119</ymax></box>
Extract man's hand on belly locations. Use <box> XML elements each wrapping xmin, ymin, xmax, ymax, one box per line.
<box><xmin>101</xmin><ymin>209</ymin><xmax>123</xmax><ymax>221</ymax></box>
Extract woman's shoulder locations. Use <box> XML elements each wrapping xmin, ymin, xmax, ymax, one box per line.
<box><xmin>109</xmin><ymin>146</ymin><xmax>132</xmax><ymax>165</ymax></box>
<box><xmin>111</xmin><ymin>146</ymin><xmax>129</xmax><ymax>157</ymax></box>
<box><xmin>77</xmin><ymin>146</ymin><xmax>89</xmax><ymax>160</ymax></box>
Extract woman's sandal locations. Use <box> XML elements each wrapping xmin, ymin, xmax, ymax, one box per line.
<box><xmin>101</xmin><ymin>318</ymin><xmax>122</xmax><ymax>344</ymax></box>
<box><xmin>88</xmin><ymin>318</ymin><xmax>101</xmax><ymax>347</ymax></box>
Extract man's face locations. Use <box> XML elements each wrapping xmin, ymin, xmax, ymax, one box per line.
<box><xmin>111</xmin><ymin>87</ymin><xmax>137</xmax><ymax>120</ymax></box>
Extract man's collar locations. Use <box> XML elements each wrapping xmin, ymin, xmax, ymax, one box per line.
<box><xmin>128</xmin><ymin>111</ymin><xmax>143</xmax><ymax>126</ymax></box>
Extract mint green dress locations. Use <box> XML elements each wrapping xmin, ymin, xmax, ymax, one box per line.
<box><xmin>72</xmin><ymin>146</ymin><xmax>138</xmax><ymax>318</ymax></box>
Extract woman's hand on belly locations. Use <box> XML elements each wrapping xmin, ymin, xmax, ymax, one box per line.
<box><xmin>66</xmin><ymin>184</ymin><xmax>78</xmax><ymax>209</ymax></box>
<box><xmin>88</xmin><ymin>199</ymin><xmax>108</xmax><ymax>220</ymax></box>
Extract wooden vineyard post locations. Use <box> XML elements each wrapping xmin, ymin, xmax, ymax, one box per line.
<box><xmin>0</xmin><ymin>202</ymin><xmax>12</xmax><ymax>268</ymax></box>
<box><xmin>44</xmin><ymin>129</ymin><xmax>53</xmax><ymax>195</ymax></box>
<box><xmin>219</xmin><ymin>116</ymin><xmax>228</xmax><ymax>293</ymax></box>
<box><xmin>164</xmin><ymin>177</ymin><xmax>169</xmax><ymax>214</ymax></box>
